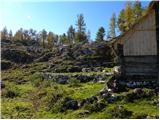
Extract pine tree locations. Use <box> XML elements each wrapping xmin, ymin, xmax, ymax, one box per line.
<box><xmin>59</xmin><ymin>33</ymin><xmax>68</xmax><ymax>45</ymax></box>
<box><xmin>23</xmin><ymin>30</ymin><xmax>29</xmax><ymax>40</ymax></box>
<box><xmin>109</xmin><ymin>13</ymin><xmax>116</xmax><ymax>38</ymax></box>
<box><xmin>1</xmin><ymin>27</ymin><xmax>8</xmax><ymax>40</ymax></box>
<box><xmin>29</xmin><ymin>28</ymin><xmax>36</xmax><ymax>40</ymax></box>
<box><xmin>40</xmin><ymin>29</ymin><xmax>47</xmax><ymax>48</ymax></box>
<box><xmin>67</xmin><ymin>25</ymin><xmax>75</xmax><ymax>44</ymax></box>
<box><xmin>95</xmin><ymin>27</ymin><xmax>105</xmax><ymax>42</ymax></box>
<box><xmin>75</xmin><ymin>14</ymin><xmax>87</xmax><ymax>43</ymax></box>
<box><xmin>9</xmin><ymin>30</ymin><xmax>12</xmax><ymax>40</ymax></box>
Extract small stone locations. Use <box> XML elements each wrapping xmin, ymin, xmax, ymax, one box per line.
<box><xmin>133</xmin><ymin>88</ymin><xmax>143</xmax><ymax>94</ymax></box>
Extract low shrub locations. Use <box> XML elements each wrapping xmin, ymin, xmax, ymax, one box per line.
<box><xmin>2</xmin><ymin>85</ymin><xmax>19</xmax><ymax>98</ymax></box>
<box><xmin>69</xmin><ymin>78</ymin><xmax>81</xmax><ymax>87</ymax></box>
<box><xmin>30</xmin><ymin>74</ymin><xmax>43</xmax><ymax>87</ymax></box>
<box><xmin>84</xmin><ymin>101</ymin><xmax>106</xmax><ymax>113</ymax></box>
<box><xmin>110</xmin><ymin>106</ymin><xmax>132</xmax><ymax>119</ymax></box>
<box><xmin>133</xmin><ymin>112</ymin><xmax>148</xmax><ymax>119</ymax></box>
<box><xmin>124</xmin><ymin>88</ymin><xmax>156</xmax><ymax>102</ymax></box>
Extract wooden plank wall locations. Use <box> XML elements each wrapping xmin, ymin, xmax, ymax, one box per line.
<box><xmin>124</xmin><ymin>56</ymin><xmax>158</xmax><ymax>77</ymax></box>
<box><xmin>122</xmin><ymin>9</ymin><xmax>157</xmax><ymax>56</ymax></box>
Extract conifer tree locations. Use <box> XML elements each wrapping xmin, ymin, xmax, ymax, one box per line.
<box><xmin>133</xmin><ymin>0</ymin><xmax>143</xmax><ymax>20</ymax></box>
<box><xmin>95</xmin><ymin>27</ymin><xmax>105</xmax><ymax>42</ymax></box>
<box><xmin>47</xmin><ymin>32</ymin><xmax>54</xmax><ymax>48</ymax></box>
<box><xmin>9</xmin><ymin>30</ymin><xmax>12</xmax><ymax>40</ymax></box>
<box><xmin>75</xmin><ymin>14</ymin><xmax>87</xmax><ymax>43</ymax></box>
<box><xmin>40</xmin><ymin>29</ymin><xmax>47</xmax><ymax>48</ymax></box>
<box><xmin>109</xmin><ymin>13</ymin><xmax>116</xmax><ymax>38</ymax></box>
<box><xmin>67</xmin><ymin>25</ymin><xmax>75</xmax><ymax>44</ymax></box>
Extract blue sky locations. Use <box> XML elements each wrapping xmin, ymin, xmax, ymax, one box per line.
<box><xmin>0</xmin><ymin>0</ymin><xmax>150</xmax><ymax>40</ymax></box>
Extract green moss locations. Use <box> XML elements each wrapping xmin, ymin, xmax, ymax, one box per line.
<box><xmin>71</xmin><ymin>82</ymin><xmax>104</xmax><ymax>99</ymax></box>
<box><xmin>1</xmin><ymin>62</ymin><xmax>159</xmax><ymax>119</ymax></box>
<box><xmin>1</xmin><ymin>99</ymin><xmax>34</xmax><ymax>119</ymax></box>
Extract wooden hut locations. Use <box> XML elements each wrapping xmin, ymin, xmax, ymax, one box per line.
<box><xmin>113</xmin><ymin>1</ymin><xmax>159</xmax><ymax>83</ymax></box>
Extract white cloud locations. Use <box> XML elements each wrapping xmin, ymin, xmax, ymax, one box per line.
<box><xmin>26</xmin><ymin>15</ymin><xmax>31</xmax><ymax>20</ymax></box>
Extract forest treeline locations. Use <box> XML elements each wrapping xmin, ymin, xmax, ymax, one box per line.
<box><xmin>1</xmin><ymin>1</ymin><xmax>146</xmax><ymax>48</ymax></box>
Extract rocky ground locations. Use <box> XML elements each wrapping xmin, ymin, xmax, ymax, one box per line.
<box><xmin>1</xmin><ymin>39</ymin><xmax>159</xmax><ymax>119</ymax></box>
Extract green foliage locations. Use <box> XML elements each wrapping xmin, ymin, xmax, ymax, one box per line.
<box><xmin>47</xmin><ymin>31</ymin><xmax>54</xmax><ymax>48</ymax></box>
<box><xmin>103</xmin><ymin>68</ymin><xmax>113</xmax><ymax>73</ymax></box>
<box><xmin>118</xmin><ymin>1</ymin><xmax>145</xmax><ymax>33</ymax></box>
<box><xmin>75</xmin><ymin>14</ymin><xmax>87</xmax><ymax>43</ymax></box>
<box><xmin>133</xmin><ymin>112</ymin><xmax>148</xmax><ymax>119</ymax></box>
<box><xmin>59</xmin><ymin>33</ymin><xmax>69</xmax><ymax>45</ymax></box>
<box><xmin>30</xmin><ymin>73</ymin><xmax>43</xmax><ymax>87</ymax></box>
<box><xmin>84</xmin><ymin>101</ymin><xmax>106</xmax><ymax>113</ymax></box>
<box><xmin>125</xmin><ymin>1</ymin><xmax>135</xmax><ymax>30</ymax></box>
<box><xmin>110</xmin><ymin>106</ymin><xmax>132</xmax><ymax>118</ymax></box>
<box><xmin>67</xmin><ymin>25</ymin><xmax>75</xmax><ymax>44</ymax></box>
<box><xmin>123</xmin><ymin>88</ymin><xmax>156</xmax><ymax>102</ymax></box>
<box><xmin>133</xmin><ymin>1</ymin><xmax>143</xmax><ymax>20</ymax></box>
<box><xmin>1</xmin><ymin>99</ymin><xmax>34</xmax><ymax>119</ymax></box>
<box><xmin>69</xmin><ymin>77</ymin><xmax>81</xmax><ymax>87</ymax></box>
<box><xmin>2</xmin><ymin>83</ymin><xmax>20</xmax><ymax>98</ymax></box>
<box><xmin>109</xmin><ymin>13</ymin><xmax>116</xmax><ymax>38</ymax></box>
<box><xmin>95</xmin><ymin>27</ymin><xmax>105</xmax><ymax>42</ymax></box>
<box><xmin>40</xmin><ymin>29</ymin><xmax>47</xmax><ymax>48</ymax></box>
<box><xmin>117</xmin><ymin>9</ymin><xmax>126</xmax><ymax>33</ymax></box>
<box><xmin>2</xmin><ymin>49</ymin><xmax>33</xmax><ymax>63</ymax></box>
<box><xmin>1</xmin><ymin>26</ymin><xmax>8</xmax><ymax>40</ymax></box>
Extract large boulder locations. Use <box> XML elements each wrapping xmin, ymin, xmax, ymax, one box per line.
<box><xmin>57</xmin><ymin>75</ymin><xmax>69</xmax><ymax>84</ymax></box>
<box><xmin>1</xmin><ymin>60</ymin><xmax>13</xmax><ymax>70</ymax></box>
<box><xmin>12</xmin><ymin>39</ymin><xmax>39</xmax><ymax>46</ymax></box>
<box><xmin>79</xmin><ymin>96</ymin><xmax>98</xmax><ymax>107</ymax></box>
<box><xmin>2</xmin><ymin>49</ymin><xmax>33</xmax><ymax>63</ymax></box>
<box><xmin>35</xmin><ymin>52</ymin><xmax>53</xmax><ymax>62</ymax></box>
<box><xmin>61</xmin><ymin>97</ymin><xmax>78</xmax><ymax>111</ymax></box>
<box><xmin>93</xmin><ymin>67</ymin><xmax>102</xmax><ymax>72</ymax></box>
<box><xmin>107</xmin><ymin>94</ymin><xmax>117</xmax><ymax>103</ymax></box>
<box><xmin>67</xmin><ymin>66</ymin><xmax>81</xmax><ymax>72</ymax></box>
<box><xmin>133</xmin><ymin>88</ymin><xmax>143</xmax><ymax>95</ymax></box>
<box><xmin>77</xmin><ymin>74</ymin><xmax>93</xmax><ymax>83</ymax></box>
<box><xmin>113</xmin><ymin>66</ymin><xmax>123</xmax><ymax>78</ymax></box>
<box><xmin>86</xmin><ymin>96</ymin><xmax>98</xmax><ymax>104</ymax></box>
<box><xmin>81</xmin><ymin>68</ymin><xmax>92</xmax><ymax>72</ymax></box>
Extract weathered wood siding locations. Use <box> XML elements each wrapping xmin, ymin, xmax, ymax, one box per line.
<box><xmin>124</xmin><ymin>56</ymin><xmax>158</xmax><ymax>77</ymax></box>
<box><xmin>122</xmin><ymin>9</ymin><xmax>157</xmax><ymax>56</ymax></box>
